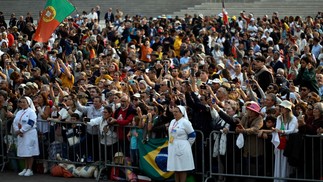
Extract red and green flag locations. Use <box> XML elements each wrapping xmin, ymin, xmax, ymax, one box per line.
<box><xmin>33</xmin><ymin>0</ymin><xmax>75</xmax><ymax>42</ymax></box>
<box><xmin>222</xmin><ymin>0</ymin><xmax>228</xmax><ymax>25</ymax></box>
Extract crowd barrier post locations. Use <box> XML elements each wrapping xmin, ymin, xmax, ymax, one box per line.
<box><xmin>205</xmin><ymin>131</ymin><xmax>323</xmax><ymax>182</ymax></box>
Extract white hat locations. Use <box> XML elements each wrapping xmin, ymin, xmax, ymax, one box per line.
<box><xmin>129</xmin><ymin>45</ymin><xmax>136</xmax><ymax>49</ymax></box>
<box><xmin>318</xmin><ymin>53</ymin><xmax>323</xmax><ymax>61</ymax></box>
<box><xmin>26</xmin><ymin>82</ymin><xmax>34</xmax><ymax>88</ymax></box>
<box><xmin>212</xmin><ymin>78</ymin><xmax>222</xmax><ymax>84</ymax></box>
<box><xmin>18</xmin><ymin>83</ymin><xmax>26</xmax><ymax>88</ymax></box>
<box><xmin>279</xmin><ymin>100</ymin><xmax>293</xmax><ymax>110</ymax></box>
<box><xmin>133</xmin><ymin>93</ymin><xmax>141</xmax><ymax>98</ymax></box>
<box><xmin>218</xmin><ymin>63</ymin><xmax>225</xmax><ymax>69</ymax></box>
<box><xmin>175</xmin><ymin>20</ymin><xmax>181</xmax><ymax>25</ymax></box>
<box><xmin>32</xmin><ymin>82</ymin><xmax>39</xmax><ymax>89</ymax></box>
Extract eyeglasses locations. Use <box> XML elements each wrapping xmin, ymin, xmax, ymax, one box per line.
<box><xmin>121</xmin><ymin>100</ymin><xmax>127</xmax><ymax>103</ymax></box>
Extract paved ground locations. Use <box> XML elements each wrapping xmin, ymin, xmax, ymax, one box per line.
<box><xmin>0</xmin><ymin>171</ymin><xmax>111</xmax><ymax>182</ymax></box>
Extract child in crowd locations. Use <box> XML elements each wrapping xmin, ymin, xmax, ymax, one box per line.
<box><xmin>127</xmin><ymin>116</ymin><xmax>141</xmax><ymax>166</ymax></box>
<box><xmin>258</xmin><ymin>115</ymin><xmax>277</xmax><ymax>139</ymax></box>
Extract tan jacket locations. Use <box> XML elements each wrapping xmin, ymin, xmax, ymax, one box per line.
<box><xmin>240</xmin><ymin>114</ymin><xmax>264</xmax><ymax>157</ymax></box>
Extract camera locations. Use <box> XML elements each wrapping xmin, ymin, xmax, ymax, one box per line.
<box><xmin>58</xmin><ymin>103</ymin><xmax>65</xmax><ymax>108</ymax></box>
<box><xmin>84</xmin><ymin>118</ymin><xmax>91</xmax><ymax>122</ymax></box>
<box><xmin>172</xmin><ymin>87</ymin><xmax>177</xmax><ymax>92</ymax></box>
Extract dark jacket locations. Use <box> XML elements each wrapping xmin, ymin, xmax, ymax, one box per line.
<box><xmin>185</xmin><ymin>91</ymin><xmax>213</xmax><ymax>136</ymax></box>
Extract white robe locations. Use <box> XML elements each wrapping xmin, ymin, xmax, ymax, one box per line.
<box><xmin>167</xmin><ymin>117</ymin><xmax>195</xmax><ymax>171</ymax></box>
<box><xmin>13</xmin><ymin>108</ymin><xmax>40</xmax><ymax>157</ymax></box>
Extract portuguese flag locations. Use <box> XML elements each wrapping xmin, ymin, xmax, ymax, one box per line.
<box><xmin>33</xmin><ymin>0</ymin><xmax>75</xmax><ymax>42</ymax></box>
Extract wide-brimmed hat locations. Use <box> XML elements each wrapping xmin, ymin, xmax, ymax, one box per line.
<box><xmin>246</xmin><ymin>103</ymin><xmax>261</xmax><ymax>114</ymax></box>
<box><xmin>279</xmin><ymin>100</ymin><xmax>293</xmax><ymax>110</ymax></box>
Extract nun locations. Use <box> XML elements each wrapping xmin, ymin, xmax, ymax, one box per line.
<box><xmin>167</xmin><ymin>105</ymin><xmax>196</xmax><ymax>182</ymax></box>
<box><xmin>13</xmin><ymin>96</ymin><xmax>39</xmax><ymax>176</ymax></box>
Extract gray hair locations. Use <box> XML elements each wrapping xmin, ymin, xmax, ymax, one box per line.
<box><xmin>314</xmin><ymin>102</ymin><xmax>323</xmax><ymax>115</ymax></box>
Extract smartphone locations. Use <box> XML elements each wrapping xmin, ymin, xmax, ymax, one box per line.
<box><xmin>164</xmin><ymin>64</ymin><xmax>168</xmax><ymax>73</ymax></box>
<box><xmin>167</xmin><ymin>81</ymin><xmax>171</xmax><ymax>88</ymax></box>
<box><xmin>200</xmin><ymin>85</ymin><xmax>206</xmax><ymax>89</ymax></box>
<box><xmin>149</xmin><ymin>94</ymin><xmax>153</xmax><ymax>102</ymax></box>
<box><xmin>190</xmin><ymin>67</ymin><xmax>195</xmax><ymax>75</ymax></box>
<box><xmin>74</xmin><ymin>86</ymin><xmax>79</xmax><ymax>93</ymax></box>
<box><xmin>212</xmin><ymin>98</ymin><xmax>216</xmax><ymax>104</ymax></box>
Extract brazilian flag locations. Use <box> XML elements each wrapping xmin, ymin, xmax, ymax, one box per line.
<box><xmin>138</xmin><ymin>133</ymin><xmax>174</xmax><ymax>181</ymax></box>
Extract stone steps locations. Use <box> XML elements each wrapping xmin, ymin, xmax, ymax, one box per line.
<box><xmin>172</xmin><ymin>0</ymin><xmax>323</xmax><ymax>18</ymax></box>
<box><xmin>1</xmin><ymin>0</ymin><xmax>204</xmax><ymax>20</ymax></box>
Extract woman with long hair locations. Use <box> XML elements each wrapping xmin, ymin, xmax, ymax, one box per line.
<box><xmin>272</xmin><ymin>100</ymin><xmax>298</xmax><ymax>182</ymax></box>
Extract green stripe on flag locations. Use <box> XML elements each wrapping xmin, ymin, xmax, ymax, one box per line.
<box><xmin>138</xmin><ymin>132</ymin><xmax>174</xmax><ymax>180</ymax></box>
<box><xmin>45</xmin><ymin>0</ymin><xmax>75</xmax><ymax>22</ymax></box>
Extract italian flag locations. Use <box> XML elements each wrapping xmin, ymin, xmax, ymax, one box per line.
<box><xmin>33</xmin><ymin>0</ymin><xmax>75</xmax><ymax>42</ymax></box>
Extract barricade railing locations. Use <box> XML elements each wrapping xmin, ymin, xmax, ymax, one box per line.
<box><xmin>205</xmin><ymin>130</ymin><xmax>323</xmax><ymax>182</ymax></box>
<box><xmin>191</xmin><ymin>130</ymin><xmax>206</xmax><ymax>182</ymax></box>
<box><xmin>2</xmin><ymin>118</ymin><xmax>323</xmax><ymax>182</ymax></box>
<box><xmin>0</xmin><ymin>118</ymin><xmax>15</xmax><ymax>173</ymax></box>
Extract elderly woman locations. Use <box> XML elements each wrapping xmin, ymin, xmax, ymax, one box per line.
<box><xmin>298</xmin><ymin>102</ymin><xmax>323</xmax><ymax>179</ymax></box>
<box><xmin>13</xmin><ymin>96</ymin><xmax>39</xmax><ymax>176</ymax></box>
<box><xmin>167</xmin><ymin>105</ymin><xmax>196</xmax><ymax>182</ymax></box>
<box><xmin>235</xmin><ymin>102</ymin><xmax>264</xmax><ymax>175</ymax></box>
<box><xmin>272</xmin><ymin>100</ymin><xmax>298</xmax><ymax>182</ymax></box>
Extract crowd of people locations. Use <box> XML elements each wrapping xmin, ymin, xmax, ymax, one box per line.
<box><xmin>0</xmin><ymin>5</ymin><xmax>323</xmax><ymax>181</ymax></box>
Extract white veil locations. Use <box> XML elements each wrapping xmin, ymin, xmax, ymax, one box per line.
<box><xmin>25</xmin><ymin>96</ymin><xmax>36</xmax><ymax>111</ymax></box>
<box><xmin>177</xmin><ymin>105</ymin><xmax>188</xmax><ymax>120</ymax></box>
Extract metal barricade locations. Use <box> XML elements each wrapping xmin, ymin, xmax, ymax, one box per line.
<box><xmin>191</xmin><ymin>130</ymin><xmax>206</xmax><ymax>182</ymax></box>
<box><xmin>3</xmin><ymin>118</ymin><xmax>323</xmax><ymax>182</ymax></box>
<box><xmin>205</xmin><ymin>131</ymin><xmax>323</xmax><ymax>182</ymax></box>
<box><xmin>0</xmin><ymin>118</ymin><xmax>16</xmax><ymax>173</ymax></box>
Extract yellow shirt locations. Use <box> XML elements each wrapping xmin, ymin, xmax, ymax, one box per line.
<box><xmin>95</xmin><ymin>74</ymin><xmax>113</xmax><ymax>85</ymax></box>
<box><xmin>60</xmin><ymin>73</ymin><xmax>74</xmax><ymax>89</ymax></box>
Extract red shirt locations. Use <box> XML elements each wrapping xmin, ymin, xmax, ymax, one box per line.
<box><xmin>114</xmin><ymin>107</ymin><xmax>135</xmax><ymax>140</ymax></box>
<box><xmin>7</xmin><ymin>33</ymin><xmax>14</xmax><ymax>47</ymax></box>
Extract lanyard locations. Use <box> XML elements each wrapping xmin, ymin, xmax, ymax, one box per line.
<box><xmin>171</xmin><ymin>121</ymin><xmax>179</xmax><ymax>131</ymax></box>
<box><xmin>19</xmin><ymin>110</ymin><xmax>27</xmax><ymax>123</ymax></box>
